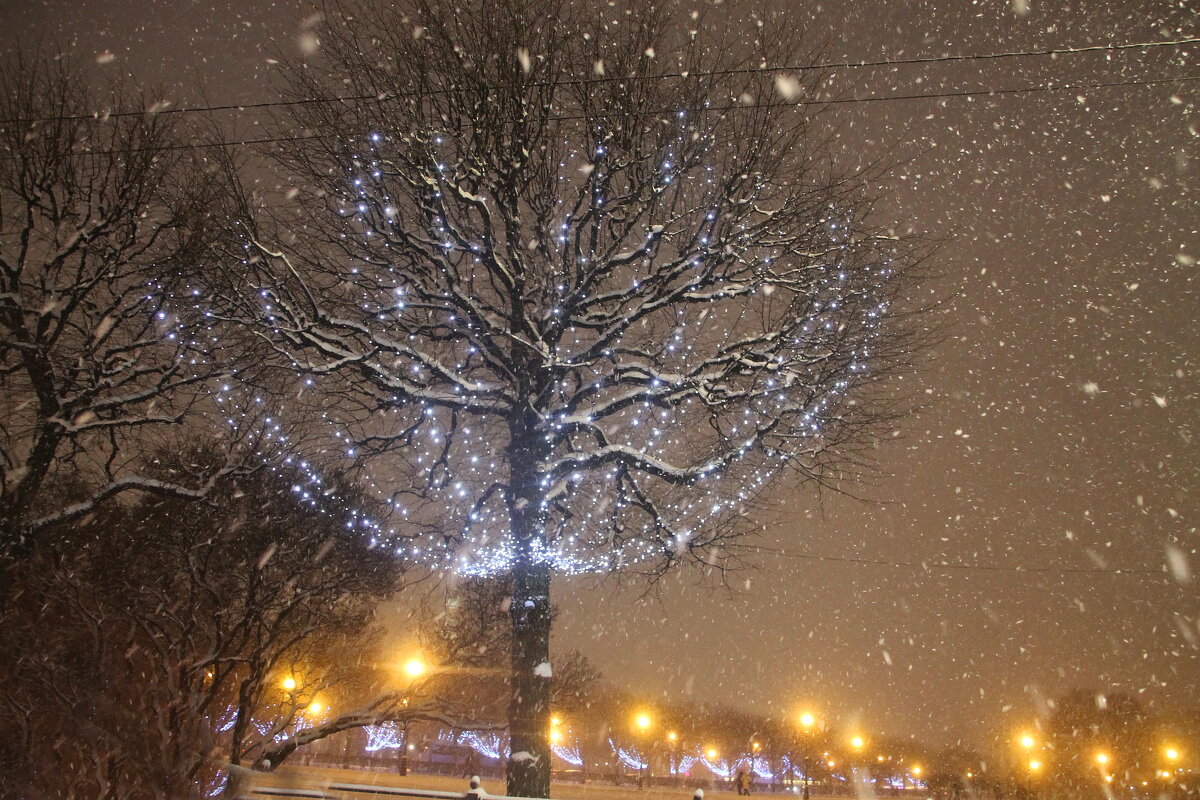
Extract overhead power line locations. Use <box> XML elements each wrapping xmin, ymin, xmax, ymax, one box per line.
<box><xmin>10</xmin><ymin>73</ymin><xmax>1197</xmax><ymax>160</ymax></box>
<box><xmin>750</xmin><ymin>545</ymin><xmax>1170</xmax><ymax>577</ymax></box>
<box><xmin>2</xmin><ymin>35</ymin><xmax>1196</xmax><ymax>125</ymax></box>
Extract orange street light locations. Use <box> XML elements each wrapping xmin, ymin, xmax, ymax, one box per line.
<box><xmin>706</xmin><ymin>748</ymin><xmax>719</xmax><ymax>760</ymax></box>
<box><xmin>1029</xmin><ymin>760</ymin><xmax>1041</xmax><ymax>772</ymax></box>
<box><xmin>851</xmin><ymin>736</ymin><xmax>865</xmax><ymax>750</ymax></box>
<box><xmin>403</xmin><ymin>657</ymin><xmax>426</xmax><ymax>678</ymax></box>
<box><xmin>1020</xmin><ymin>734</ymin><xmax>1036</xmax><ymax>749</ymax></box>
<box><xmin>282</xmin><ymin>676</ymin><xmax>297</xmax><ymax>691</ymax></box>
<box><xmin>1165</xmin><ymin>747</ymin><xmax>1180</xmax><ymax>762</ymax></box>
<box><xmin>800</xmin><ymin>712</ymin><xmax>816</xmax><ymax>729</ymax></box>
<box><xmin>1095</xmin><ymin>752</ymin><xmax>1110</xmax><ymax>766</ymax></box>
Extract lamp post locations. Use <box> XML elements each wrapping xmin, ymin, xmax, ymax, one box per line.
<box><xmin>667</xmin><ymin>731</ymin><xmax>679</xmax><ymax>786</ymax></box>
<box><xmin>1094</xmin><ymin>751</ymin><xmax>1111</xmax><ymax>791</ymax></box>
<box><xmin>798</xmin><ymin>713</ymin><xmax>816</xmax><ymax>800</ymax></box>
<box><xmin>398</xmin><ymin>657</ymin><xmax>426</xmax><ymax>777</ymax></box>
<box><xmin>635</xmin><ymin>712</ymin><xmax>653</xmax><ymax>789</ymax></box>
<box><xmin>1017</xmin><ymin>733</ymin><xmax>1038</xmax><ymax>796</ymax></box>
<box><xmin>848</xmin><ymin>735</ymin><xmax>865</xmax><ymax>788</ymax></box>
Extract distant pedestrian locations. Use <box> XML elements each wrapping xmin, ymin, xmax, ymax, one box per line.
<box><xmin>735</xmin><ymin>769</ymin><xmax>752</xmax><ymax>796</ymax></box>
<box><xmin>462</xmin><ymin>748</ymin><xmax>480</xmax><ymax>778</ymax></box>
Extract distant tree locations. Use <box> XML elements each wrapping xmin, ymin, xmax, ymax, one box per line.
<box><xmin>0</xmin><ymin>450</ymin><xmax>406</xmax><ymax>799</ymax></box>
<box><xmin>0</xmin><ymin>51</ymin><xmax>250</xmax><ymax>573</ymax></box>
<box><xmin>420</xmin><ymin>576</ymin><xmax>603</xmax><ymax>719</ymax></box>
<box><xmin>224</xmin><ymin>0</ymin><xmax>927</xmax><ymax>794</ymax></box>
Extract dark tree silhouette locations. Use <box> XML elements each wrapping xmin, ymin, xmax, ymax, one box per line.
<box><xmin>0</xmin><ymin>52</ymin><xmax>251</xmax><ymax>571</ymax></box>
<box><xmin>0</xmin><ymin>449</ymin><xmax>406</xmax><ymax>799</ymax></box>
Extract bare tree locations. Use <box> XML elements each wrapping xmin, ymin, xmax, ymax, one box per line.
<box><xmin>0</xmin><ymin>52</ymin><xmax>251</xmax><ymax>571</ymax></box>
<box><xmin>0</xmin><ymin>450</ymin><xmax>406</xmax><ymax>799</ymax></box>
<box><xmin>224</xmin><ymin>0</ymin><xmax>927</xmax><ymax>794</ymax></box>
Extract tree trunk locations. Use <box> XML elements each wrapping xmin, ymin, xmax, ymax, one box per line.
<box><xmin>506</xmin><ymin>552</ymin><xmax>552</xmax><ymax>797</ymax></box>
<box><xmin>504</xmin><ymin>404</ymin><xmax>552</xmax><ymax>798</ymax></box>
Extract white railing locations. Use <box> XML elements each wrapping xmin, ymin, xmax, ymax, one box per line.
<box><xmin>245</xmin><ymin>776</ymin><xmax>533</xmax><ymax>800</ymax></box>
<box><xmin>243</xmin><ymin>777</ymin><xmax>708</xmax><ymax>800</ymax></box>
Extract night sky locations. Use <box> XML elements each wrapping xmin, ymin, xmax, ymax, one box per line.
<box><xmin>4</xmin><ymin>0</ymin><xmax>1195</xmax><ymax>752</ymax></box>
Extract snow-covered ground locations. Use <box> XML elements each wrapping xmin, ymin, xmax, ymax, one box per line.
<box><xmin>245</xmin><ymin>766</ymin><xmax>850</xmax><ymax>800</ymax></box>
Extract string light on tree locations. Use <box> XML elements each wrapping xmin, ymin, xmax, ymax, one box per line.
<box><xmin>224</xmin><ymin>2</ymin><xmax>925</xmax><ymax>796</ymax></box>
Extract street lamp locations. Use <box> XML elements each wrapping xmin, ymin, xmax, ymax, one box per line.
<box><xmin>666</xmin><ymin>731</ymin><xmax>679</xmax><ymax>785</ymax></box>
<box><xmin>798</xmin><ymin>712</ymin><xmax>817</xmax><ymax>800</ymax></box>
<box><xmin>398</xmin><ymin>657</ymin><xmax>427</xmax><ymax>776</ymax></box>
<box><xmin>634</xmin><ymin>712</ymin><xmax>652</xmax><ymax>788</ymax></box>
<box><xmin>1094</xmin><ymin>751</ymin><xmax>1111</xmax><ymax>788</ymax></box>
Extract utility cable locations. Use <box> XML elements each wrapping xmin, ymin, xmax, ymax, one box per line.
<box><xmin>1</xmin><ymin>35</ymin><xmax>1196</xmax><ymax>125</ymax></box>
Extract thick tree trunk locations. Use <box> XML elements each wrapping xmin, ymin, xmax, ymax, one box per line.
<box><xmin>505</xmin><ymin>411</ymin><xmax>552</xmax><ymax>798</ymax></box>
<box><xmin>506</xmin><ymin>549</ymin><xmax>552</xmax><ymax>797</ymax></box>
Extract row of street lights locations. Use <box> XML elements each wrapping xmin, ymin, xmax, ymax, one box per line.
<box><xmin>616</xmin><ymin>709</ymin><xmax>921</xmax><ymax>795</ymax></box>
<box><xmin>278</xmin><ymin>662</ymin><xmax>1188</xmax><ymax>793</ymax></box>
<box><xmin>1016</xmin><ymin>731</ymin><xmax>1186</xmax><ymax>789</ymax></box>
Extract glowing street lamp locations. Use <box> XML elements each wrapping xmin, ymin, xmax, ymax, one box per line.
<box><xmin>633</xmin><ymin>712</ymin><xmax>653</xmax><ymax>788</ymax></box>
<box><xmin>1095</xmin><ymin>752</ymin><xmax>1109</xmax><ymax>766</ymax></box>
<box><xmin>666</xmin><ymin>731</ymin><xmax>679</xmax><ymax>784</ymax></box>
<box><xmin>851</xmin><ymin>736</ymin><xmax>865</xmax><ymax>751</ymax></box>
<box><xmin>282</xmin><ymin>676</ymin><xmax>297</xmax><ymax>691</ymax></box>
<box><xmin>706</xmin><ymin>747</ymin><xmax>719</xmax><ymax>760</ymax></box>
<box><xmin>1165</xmin><ymin>747</ymin><xmax>1180</xmax><ymax>762</ymax></box>
<box><xmin>1020</xmin><ymin>734</ymin><xmax>1036</xmax><ymax>750</ymax></box>
<box><xmin>397</xmin><ymin>656</ymin><xmax>428</xmax><ymax>776</ymax></box>
<box><xmin>1029</xmin><ymin>760</ymin><xmax>1041</xmax><ymax>772</ymax></box>
<box><xmin>798</xmin><ymin>712</ymin><xmax>817</xmax><ymax>800</ymax></box>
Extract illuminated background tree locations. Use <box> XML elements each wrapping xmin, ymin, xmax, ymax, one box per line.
<box><xmin>229</xmin><ymin>0</ymin><xmax>926</xmax><ymax>794</ymax></box>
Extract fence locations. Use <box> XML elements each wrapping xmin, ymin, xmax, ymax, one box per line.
<box><xmin>241</xmin><ymin>777</ymin><xmax>710</xmax><ymax>800</ymax></box>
